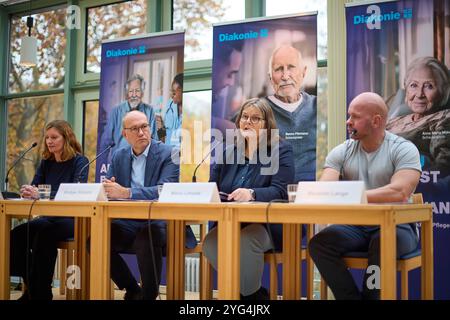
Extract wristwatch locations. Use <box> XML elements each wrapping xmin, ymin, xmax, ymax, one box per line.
<box><xmin>249</xmin><ymin>189</ymin><xmax>255</xmax><ymax>201</ymax></box>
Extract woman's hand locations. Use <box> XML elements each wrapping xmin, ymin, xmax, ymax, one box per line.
<box><xmin>20</xmin><ymin>185</ymin><xmax>39</xmax><ymax>199</ymax></box>
<box><xmin>228</xmin><ymin>188</ymin><xmax>253</xmax><ymax>202</ymax></box>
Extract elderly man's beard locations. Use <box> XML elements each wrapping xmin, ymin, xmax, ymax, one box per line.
<box><xmin>274</xmin><ymin>82</ymin><xmax>301</xmax><ymax>103</ymax></box>
<box><xmin>128</xmin><ymin>98</ymin><xmax>141</xmax><ymax>110</ymax></box>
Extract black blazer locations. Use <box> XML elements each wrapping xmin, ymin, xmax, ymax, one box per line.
<box><xmin>210</xmin><ymin>139</ymin><xmax>295</xmax><ymax>201</ymax></box>
<box><xmin>209</xmin><ymin>139</ymin><xmax>295</xmax><ymax>250</ymax></box>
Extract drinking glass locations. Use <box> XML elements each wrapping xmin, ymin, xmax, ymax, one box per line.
<box><xmin>287</xmin><ymin>184</ymin><xmax>298</xmax><ymax>203</ymax></box>
<box><xmin>157</xmin><ymin>184</ymin><xmax>164</xmax><ymax>196</ymax></box>
<box><xmin>38</xmin><ymin>184</ymin><xmax>51</xmax><ymax>200</ymax></box>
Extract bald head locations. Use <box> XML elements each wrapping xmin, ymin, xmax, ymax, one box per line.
<box><xmin>349</xmin><ymin>92</ymin><xmax>388</xmax><ymax>122</ymax></box>
<box><xmin>122</xmin><ymin>110</ymin><xmax>151</xmax><ymax>154</ymax></box>
<box><xmin>122</xmin><ymin>110</ymin><xmax>147</xmax><ymax>128</ymax></box>
<box><xmin>346</xmin><ymin>92</ymin><xmax>389</xmax><ymax>147</ymax></box>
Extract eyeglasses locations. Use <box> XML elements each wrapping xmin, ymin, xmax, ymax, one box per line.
<box><xmin>124</xmin><ymin>123</ymin><xmax>150</xmax><ymax>134</ymax></box>
<box><xmin>240</xmin><ymin>114</ymin><xmax>265</xmax><ymax>124</ymax></box>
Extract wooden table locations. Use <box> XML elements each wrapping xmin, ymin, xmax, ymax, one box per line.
<box><xmin>1</xmin><ymin>201</ymin><xmax>433</xmax><ymax>300</ymax></box>
<box><xmin>224</xmin><ymin>202</ymin><xmax>434</xmax><ymax>300</ymax></box>
<box><xmin>0</xmin><ymin>200</ymin><xmax>102</xmax><ymax>300</ymax></box>
<box><xmin>96</xmin><ymin>201</ymin><xmax>228</xmax><ymax>300</ymax></box>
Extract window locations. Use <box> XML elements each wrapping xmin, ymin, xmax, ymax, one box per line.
<box><xmin>316</xmin><ymin>66</ymin><xmax>328</xmax><ymax>178</ymax></box>
<box><xmin>86</xmin><ymin>0</ymin><xmax>147</xmax><ymax>73</ymax></box>
<box><xmin>266</xmin><ymin>0</ymin><xmax>327</xmax><ymax>60</ymax></box>
<box><xmin>180</xmin><ymin>90</ymin><xmax>211</xmax><ymax>182</ymax></box>
<box><xmin>173</xmin><ymin>0</ymin><xmax>245</xmax><ymax>61</ymax></box>
<box><xmin>9</xmin><ymin>8</ymin><xmax>67</xmax><ymax>93</ymax></box>
<box><xmin>6</xmin><ymin>95</ymin><xmax>64</xmax><ymax>192</ymax></box>
<box><xmin>83</xmin><ymin>100</ymin><xmax>99</xmax><ymax>183</ymax></box>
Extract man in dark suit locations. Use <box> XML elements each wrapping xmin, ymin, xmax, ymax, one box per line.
<box><xmin>103</xmin><ymin>110</ymin><xmax>196</xmax><ymax>300</ymax></box>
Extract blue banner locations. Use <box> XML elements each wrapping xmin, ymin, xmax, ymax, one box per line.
<box><xmin>346</xmin><ymin>0</ymin><xmax>450</xmax><ymax>299</ymax></box>
<box><xmin>96</xmin><ymin>31</ymin><xmax>185</xmax><ymax>181</ymax></box>
<box><xmin>211</xmin><ymin>14</ymin><xmax>318</xmax><ymax>183</ymax></box>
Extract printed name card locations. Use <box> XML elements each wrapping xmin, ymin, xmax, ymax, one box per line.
<box><xmin>159</xmin><ymin>182</ymin><xmax>220</xmax><ymax>203</ymax></box>
<box><xmin>295</xmin><ymin>181</ymin><xmax>367</xmax><ymax>204</ymax></box>
<box><xmin>54</xmin><ymin>183</ymin><xmax>108</xmax><ymax>201</ymax></box>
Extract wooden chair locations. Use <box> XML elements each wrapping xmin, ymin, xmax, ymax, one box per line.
<box><xmin>264</xmin><ymin>224</ymin><xmax>315</xmax><ymax>300</ymax></box>
<box><xmin>320</xmin><ymin>193</ymin><xmax>424</xmax><ymax>300</ymax></box>
<box><xmin>57</xmin><ymin>217</ymin><xmax>90</xmax><ymax>300</ymax></box>
<box><xmin>185</xmin><ymin>221</ymin><xmax>213</xmax><ymax>299</ymax></box>
<box><xmin>199</xmin><ymin>223</ymin><xmax>315</xmax><ymax>300</ymax></box>
<box><xmin>57</xmin><ymin>239</ymin><xmax>77</xmax><ymax>299</ymax></box>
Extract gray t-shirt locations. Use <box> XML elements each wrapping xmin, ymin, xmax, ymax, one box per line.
<box><xmin>325</xmin><ymin>131</ymin><xmax>422</xmax><ymax>190</ymax></box>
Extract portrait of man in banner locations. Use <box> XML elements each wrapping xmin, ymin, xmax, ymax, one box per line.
<box><xmin>211</xmin><ymin>14</ymin><xmax>318</xmax><ymax>182</ymax></box>
<box><xmin>96</xmin><ymin>32</ymin><xmax>185</xmax><ymax>182</ymax></box>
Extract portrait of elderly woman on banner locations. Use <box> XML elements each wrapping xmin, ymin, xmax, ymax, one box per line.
<box><xmin>386</xmin><ymin>56</ymin><xmax>450</xmax><ymax>173</ymax></box>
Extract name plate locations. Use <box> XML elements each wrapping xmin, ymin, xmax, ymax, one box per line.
<box><xmin>54</xmin><ymin>183</ymin><xmax>107</xmax><ymax>201</ymax></box>
<box><xmin>159</xmin><ymin>182</ymin><xmax>220</xmax><ymax>203</ymax></box>
<box><xmin>295</xmin><ymin>181</ymin><xmax>367</xmax><ymax>204</ymax></box>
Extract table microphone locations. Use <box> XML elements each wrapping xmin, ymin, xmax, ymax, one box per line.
<box><xmin>192</xmin><ymin>140</ymin><xmax>221</xmax><ymax>182</ymax></box>
<box><xmin>3</xmin><ymin>142</ymin><xmax>38</xmax><ymax>199</ymax></box>
<box><xmin>339</xmin><ymin>129</ymin><xmax>358</xmax><ymax>181</ymax></box>
<box><xmin>77</xmin><ymin>142</ymin><xmax>115</xmax><ymax>183</ymax></box>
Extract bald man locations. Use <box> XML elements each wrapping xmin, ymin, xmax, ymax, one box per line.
<box><xmin>309</xmin><ymin>92</ymin><xmax>422</xmax><ymax>300</ymax></box>
<box><xmin>102</xmin><ymin>110</ymin><xmax>196</xmax><ymax>300</ymax></box>
<box><xmin>264</xmin><ymin>45</ymin><xmax>317</xmax><ymax>182</ymax></box>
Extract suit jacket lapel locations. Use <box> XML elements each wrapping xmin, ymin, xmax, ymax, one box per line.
<box><xmin>122</xmin><ymin>150</ymin><xmax>132</xmax><ymax>188</ymax></box>
<box><xmin>144</xmin><ymin>141</ymin><xmax>160</xmax><ymax>186</ymax></box>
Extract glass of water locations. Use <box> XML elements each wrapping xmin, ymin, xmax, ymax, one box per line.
<box><xmin>157</xmin><ymin>184</ymin><xmax>164</xmax><ymax>197</ymax></box>
<box><xmin>287</xmin><ymin>184</ymin><xmax>298</xmax><ymax>203</ymax></box>
<box><xmin>38</xmin><ymin>184</ymin><xmax>51</xmax><ymax>200</ymax></box>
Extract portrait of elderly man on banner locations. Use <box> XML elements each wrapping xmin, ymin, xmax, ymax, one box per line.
<box><xmin>96</xmin><ymin>31</ymin><xmax>185</xmax><ymax>182</ymax></box>
<box><xmin>211</xmin><ymin>13</ymin><xmax>318</xmax><ymax>182</ymax></box>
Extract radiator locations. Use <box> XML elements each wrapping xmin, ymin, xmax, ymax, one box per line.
<box><xmin>185</xmin><ymin>256</ymin><xmax>200</xmax><ymax>292</ymax></box>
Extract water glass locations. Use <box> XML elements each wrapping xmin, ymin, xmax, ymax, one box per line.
<box><xmin>287</xmin><ymin>184</ymin><xmax>298</xmax><ymax>203</ymax></box>
<box><xmin>38</xmin><ymin>184</ymin><xmax>51</xmax><ymax>200</ymax></box>
<box><xmin>157</xmin><ymin>184</ymin><xmax>164</xmax><ymax>196</ymax></box>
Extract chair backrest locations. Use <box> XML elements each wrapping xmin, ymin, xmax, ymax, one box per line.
<box><xmin>411</xmin><ymin>193</ymin><xmax>423</xmax><ymax>204</ymax></box>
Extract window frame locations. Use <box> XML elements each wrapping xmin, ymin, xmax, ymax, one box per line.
<box><xmin>0</xmin><ymin>0</ymin><xmax>351</xmax><ymax>190</ymax></box>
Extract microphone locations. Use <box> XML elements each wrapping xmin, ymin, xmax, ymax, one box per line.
<box><xmin>3</xmin><ymin>142</ymin><xmax>38</xmax><ymax>199</ymax></box>
<box><xmin>340</xmin><ymin>130</ymin><xmax>357</xmax><ymax>180</ymax></box>
<box><xmin>192</xmin><ymin>140</ymin><xmax>221</xmax><ymax>182</ymax></box>
<box><xmin>77</xmin><ymin>142</ymin><xmax>115</xmax><ymax>183</ymax></box>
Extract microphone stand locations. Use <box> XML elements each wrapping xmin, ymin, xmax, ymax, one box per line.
<box><xmin>77</xmin><ymin>143</ymin><xmax>115</xmax><ymax>183</ymax></box>
<box><xmin>3</xmin><ymin>142</ymin><xmax>38</xmax><ymax>199</ymax></box>
<box><xmin>192</xmin><ymin>140</ymin><xmax>221</xmax><ymax>182</ymax></box>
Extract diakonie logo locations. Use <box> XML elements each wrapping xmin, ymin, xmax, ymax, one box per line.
<box><xmin>353</xmin><ymin>4</ymin><xmax>413</xmax><ymax>30</ymax></box>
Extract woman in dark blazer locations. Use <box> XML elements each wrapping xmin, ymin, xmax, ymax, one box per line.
<box><xmin>10</xmin><ymin>120</ymin><xmax>89</xmax><ymax>300</ymax></box>
<box><xmin>203</xmin><ymin>98</ymin><xmax>295</xmax><ymax>300</ymax></box>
